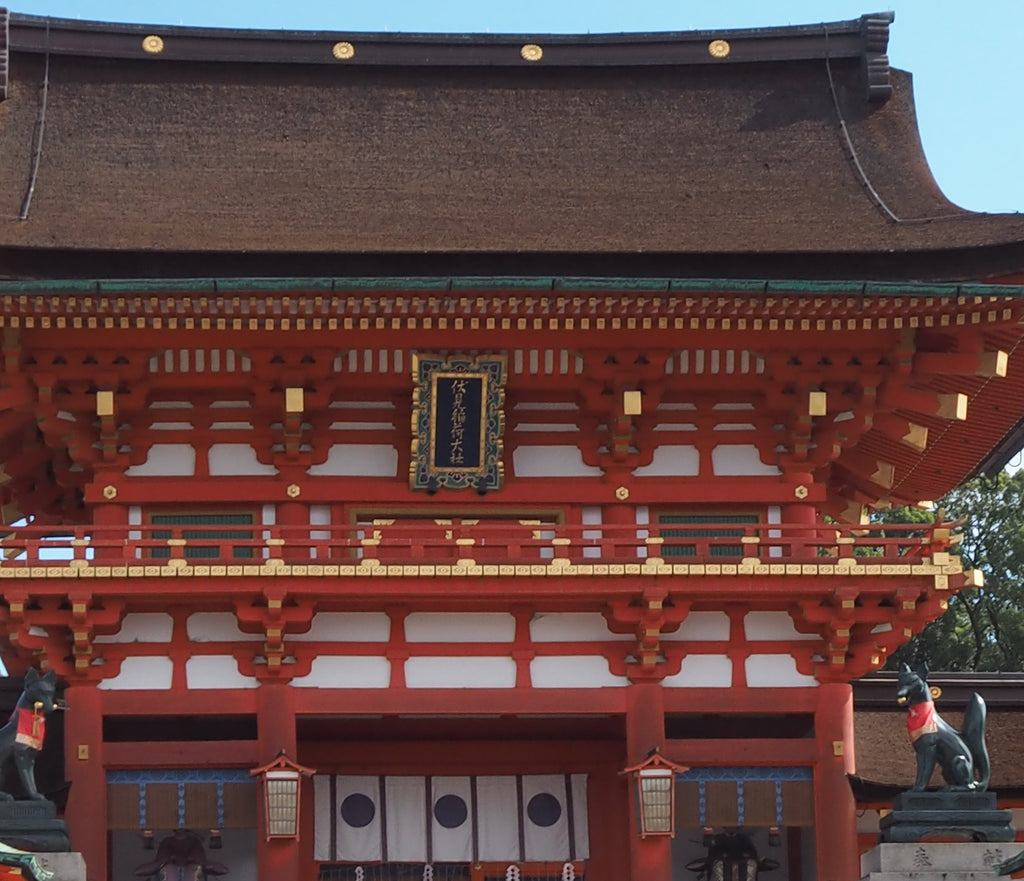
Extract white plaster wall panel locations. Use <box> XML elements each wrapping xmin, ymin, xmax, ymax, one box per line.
<box><xmin>767</xmin><ymin>505</ymin><xmax>782</xmax><ymax>559</ymax></box>
<box><xmin>211</xmin><ymin>400</ymin><xmax>250</xmax><ymax>409</ymax></box>
<box><xmin>187</xmin><ymin>612</ymin><xmax>263</xmax><ymax>642</ymax></box>
<box><xmin>661</xmin><ymin>655</ymin><xmax>733</xmax><ymax>687</ymax></box>
<box><xmin>329</xmin><ymin>420</ymin><xmax>395</xmax><ymax>430</ymax></box>
<box><xmin>308</xmin><ymin>444</ymin><xmax>399</xmax><ymax>477</ymax></box>
<box><xmin>95</xmin><ymin>613</ymin><xmax>174</xmax><ymax>644</ymax></box>
<box><xmin>530</xmin><ymin>656</ymin><xmax>627</xmax><ymax>688</ymax></box>
<box><xmin>872</xmin><ymin>622</ymin><xmax>893</xmax><ymax>634</ymax></box>
<box><xmin>98</xmin><ymin>656</ymin><xmax>174</xmax><ymax>690</ymax></box>
<box><xmin>125</xmin><ymin>444</ymin><xmax>196</xmax><ymax>477</ymax></box>
<box><xmin>404</xmin><ymin>613</ymin><xmax>516</xmax><ymax>643</ymax></box>
<box><xmin>515</xmin><ymin>423</ymin><xmax>578</xmax><ymax>433</ymax></box>
<box><xmin>292</xmin><ymin>656</ymin><xmax>391</xmax><ymax>688</ymax></box>
<box><xmin>743</xmin><ymin>611</ymin><xmax>819</xmax><ymax>641</ymax></box>
<box><xmin>712</xmin><ymin>445</ymin><xmax>781</xmax><ymax>476</ymax></box>
<box><xmin>329</xmin><ymin>400</ymin><xmax>396</xmax><ymax>409</ymax></box>
<box><xmin>308</xmin><ymin>504</ymin><xmax>332</xmax><ymax>557</ymax></box>
<box><xmin>150</xmin><ymin>422</ymin><xmax>194</xmax><ymax>430</ymax></box>
<box><xmin>405</xmin><ymin>657</ymin><xmax>517</xmax><ymax>688</ymax></box>
<box><xmin>632</xmin><ymin>445</ymin><xmax>700</xmax><ymax>477</ymax></box>
<box><xmin>185</xmin><ymin>656</ymin><xmax>259</xmax><ymax>689</ymax></box>
<box><xmin>290</xmin><ymin>612</ymin><xmax>391</xmax><ymax>643</ymax></box>
<box><xmin>207</xmin><ymin>444</ymin><xmax>278</xmax><ymax>476</ymax></box>
<box><xmin>745</xmin><ymin>654</ymin><xmax>818</xmax><ymax>687</ymax></box>
<box><xmin>661</xmin><ymin>611</ymin><xmax>731</xmax><ymax>642</ymax></box>
<box><xmin>128</xmin><ymin>506</ymin><xmax>142</xmax><ymax>526</ymax></box>
<box><xmin>512</xmin><ymin>446</ymin><xmax>602</xmax><ymax>478</ymax></box>
<box><xmin>209</xmin><ymin>421</ymin><xmax>254</xmax><ymax>430</ymax></box>
<box><xmin>149</xmin><ymin>401</ymin><xmax>193</xmax><ymax>409</ymax></box>
<box><xmin>582</xmin><ymin>506</ymin><xmax>602</xmax><ymax>559</ymax></box>
<box><xmin>261</xmin><ymin>505</ymin><xmax>276</xmax><ymax>526</ymax></box>
<box><xmin>529</xmin><ymin>612</ymin><xmax>632</xmax><ymax>643</ymax></box>
<box><xmin>513</xmin><ymin>402</ymin><xmax>579</xmax><ymax>411</ymax></box>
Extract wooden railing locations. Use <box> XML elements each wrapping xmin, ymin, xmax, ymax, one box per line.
<box><xmin>0</xmin><ymin>521</ymin><xmax>954</xmax><ymax>569</ymax></box>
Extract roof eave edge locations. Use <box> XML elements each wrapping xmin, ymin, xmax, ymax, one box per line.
<box><xmin>2</xmin><ymin>8</ymin><xmax>890</xmax><ymax>73</ymax></box>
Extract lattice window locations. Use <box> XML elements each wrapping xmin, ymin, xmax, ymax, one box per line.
<box><xmin>658</xmin><ymin>513</ymin><xmax>759</xmax><ymax>558</ymax></box>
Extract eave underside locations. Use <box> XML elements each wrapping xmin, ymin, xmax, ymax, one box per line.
<box><xmin>1</xmin><ymin>279</ymin><xmax>1023</xmax><ymax>518</ymax></box>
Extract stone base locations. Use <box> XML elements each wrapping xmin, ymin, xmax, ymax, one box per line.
<box><xmin>878</xmin><ymin>791</ymin><xmax>1015</xmax><ymax>843</ymax></box>
<box><xmin>30</xmin><ymin>852</ymin><xmax>86</xmax><ymax>881</ymax></box>
<box><xmin>0</xmin><ymin>801</ymin><xmax>71</xmax><ymax>852</ymax></box>
<box><xmin>861</xmin><ymin>842</ymin><xmax>1009</xmax><ymax>880</ymax></box>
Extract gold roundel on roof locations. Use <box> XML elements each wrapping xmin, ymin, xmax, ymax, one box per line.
<box><xmin>521</xmin><ymin>44</ymin><xmax>543</xmax><ymax>62</ymax></box>
<box><xmin>708</xmin><ymin>39</ymin><xmax>731</xmax><ymax>59</ymax></box>
<box><xmin>332</xmin><ymin>41</ymin><xmax>355</xmax><ymax>60</ymax></box>
<box><xmin>142</xmin><ymin>35</ymin><xmax>165</xmax><ymax>54</ymax></box>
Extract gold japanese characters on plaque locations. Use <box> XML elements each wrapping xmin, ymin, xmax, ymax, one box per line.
<box><xmin>410</xmin><ymin>354</ymin><xmax>507</xmax><ymax>492</ymax></box>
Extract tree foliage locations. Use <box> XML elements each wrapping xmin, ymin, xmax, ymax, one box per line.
<box><xmin>886</xmin><ymin>470</ymin><xmax>1024</xmax><ymax>672</ymax></box>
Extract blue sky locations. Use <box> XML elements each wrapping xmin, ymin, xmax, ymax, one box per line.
<box><xmin>8</xmin><ymin>0</ymin><xmax>1024</xmax><ymax>215</ymax></box>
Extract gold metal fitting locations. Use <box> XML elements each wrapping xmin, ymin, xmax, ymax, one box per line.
<box><xmin>615</xmin><ymin>486</ymin><xmax>630</xmax><ymax>501</ymax></box>
<box><xmin>332</xmin><ymin>41</ymin><xmax>355</xmax><ymax>60</ymax></box>
<box><xmin>286</xmin><ymin>484</ymin><xmax>301</xmax><ymax>499</ymax></box>
<box><xmin>708</xmin><ymin>39</ymin><xmax>730</xmax><ymax>58</ymax></box>
<box><xmin>142</xmin><ymin>35</ymin><xmax>165</xmax><ymax>54</ymax></box>
<box><xmin>520</xmin><ymin>44</ymin><xmax>543</xmax><ymax>61</ymax></box>
<box><xmin>929</xmin><ymin>685</ymin><xmax>943</xmax><ymax>700</ymax></box>
<box><xmin>794</xmin><ymin>484</ymin><xmax>809</xmax><ymax>499</ymax></box>
<box><xmin>102</xmin><ymin>485</ymin><xmax>118</xmax><ymax>500</ymax></box>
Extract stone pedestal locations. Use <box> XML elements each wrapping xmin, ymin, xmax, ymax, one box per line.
<box><xmin>5</xmin><ymin>851</ymin><xmax>87</xmax><ymax>881</ymax></box>
<box><xmin>861</xmin><ymin>843</ymin><xmax>1009</xmax><ymax>880</ymax></box>
<box><xmin>0</xmin><ymin>800</ymin><xmax>71</xmax><ymax>852</ymax></box>
<box><xmin>879</xmin><ymin>791</ymin><xmax>1015</xmax><ymax>843</ymax></box>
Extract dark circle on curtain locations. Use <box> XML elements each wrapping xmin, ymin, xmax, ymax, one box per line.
<box><xmin>340</xmin><ymin>793</ymin><xmax>376</xmax><ymax>828</ymax></box>
<box><xmin>527</xmin><ymin>792</ymin><xmax>562</xmax><ymax>827</ymax></box>
<box><xmin>434</xmin><ymin>793</ymin><xmax>469</xmax><ymax>828</ymax></box>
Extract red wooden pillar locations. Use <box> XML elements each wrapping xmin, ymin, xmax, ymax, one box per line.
<box><xmin>256</xmin><ymin>681</ymin><xmax>300</xmax><ymax>881</ymax></box>
<box><xmin>625</xmin><ymin>682</ymin><xmax>671</xmax><ymax>881</ymax></box>
<box><xmin>603</xmin><ymin>502</ymin><xmax>635</xmax><ymax>559</ymax></box>
<box><xmin>783</xmin><ymin>473</ymin><xmax>817</xmax><ymax>559</ymax></box>
<box><xmin>813</xmin><ymin>683</ymin><xmax>859</xmax><ymax>881</ymax></box>
<box><xmin>91</xmin><ymin>489</ymin><xmax>127</xmax><ymax>561</ymax></box>
<box><xmin>62</xmin><ymin>683</ymin><xmax>106</xmax><ymax>878</ymax></box>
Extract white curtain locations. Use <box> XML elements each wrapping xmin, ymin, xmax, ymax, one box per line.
<box><xmin>317</xmin><ymin>773</ymin><xmax>589</xmax><ymax>863</ymax></box>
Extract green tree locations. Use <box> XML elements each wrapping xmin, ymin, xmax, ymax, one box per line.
<box><xmin>886</xmin><ymin>470</ymin><xmax>1024</xmax><ymax>671</ymax></box>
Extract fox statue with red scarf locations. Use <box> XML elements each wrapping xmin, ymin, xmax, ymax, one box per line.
<box><xmin>897</xmin><ymin>662</ymin><xmax>990</xmax><ymax>792</ymax></box>
<box><xmin>0</xmin><ymin>668</ymin><xmax>63</xmax><ymax>802</ymax></box>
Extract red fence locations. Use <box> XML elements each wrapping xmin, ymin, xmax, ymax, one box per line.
<box><xmin>0</xmin><ymin>521</ymin><xmax>953</xmax><ymax>568</ymax></box>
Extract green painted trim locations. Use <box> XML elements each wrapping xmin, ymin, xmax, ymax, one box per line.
<box><xmin>1</xmin><ymin>277</ymin><xmax>1024</xmax><ymax>299</ymax></box>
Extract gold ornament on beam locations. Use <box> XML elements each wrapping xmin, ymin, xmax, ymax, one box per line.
<box><xmin>708</xmin><ymin>39</ymin><xmax>731</xmax><ymax>58</ymax></box>
<box><xmin>142</xmin><ymin>35</ymin><xmax>165</xmax><ymax>54</ymax></box>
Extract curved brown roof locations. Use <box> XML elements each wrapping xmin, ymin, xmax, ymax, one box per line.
<box><xmin>1</xmin><ymin>11</ymin><xmax>1023</xmax><ymax>280</ymax></box>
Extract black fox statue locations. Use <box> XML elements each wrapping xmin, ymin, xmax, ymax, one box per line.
<box><xmin>0</xmin><ymin>668</ymin><xmax>62</xmax><ymax>801</ymax></box>
<box><xmin>896</xmin><ymin>662</ymin><xmax>989</xmax><ymax>792</ymax></box>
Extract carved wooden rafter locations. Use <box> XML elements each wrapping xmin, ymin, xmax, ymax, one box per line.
<box><xmin>0</xmin><ymin>593</ymin><xmax>125</xmax><ymax>680</ymax></box>
<box><xmin>607</xmin><ymin>589</ymin><xmax>691</xmax><ymax>679</ymax></box>
<box><xmin>576</xmin><ymin>349</ymin><xmax>670</xmax><ymax>471</ymax></box>
<box><xmin>233</xmin><ymin>593</ymin><xmax>316</xmax><ymax>679</ymax></box>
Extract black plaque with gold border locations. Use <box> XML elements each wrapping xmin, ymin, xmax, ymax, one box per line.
<box><xmin>410</xmin><ymin>354</ymin><xmax>506</xmax><ymax>491</ymax></box>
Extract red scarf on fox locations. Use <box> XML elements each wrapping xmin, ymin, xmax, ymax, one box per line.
<box><xmin>907</xmin><ymin>700</ymin><xmax>938</xmax><ymax>743</ymax></box>
<box><xmin>12</xmin><ymin>706</ymin><xmax>45</xmax><ymax>750</ymax></box>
